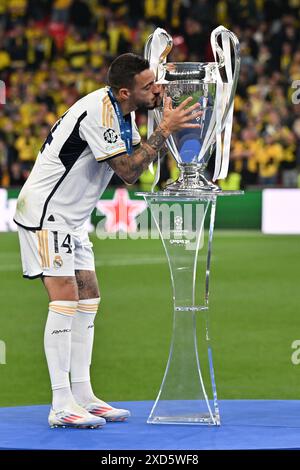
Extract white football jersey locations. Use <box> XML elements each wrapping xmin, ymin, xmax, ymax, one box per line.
<box><xmin>14</xmin><ymin>87</ymin><xmax>141</xmax><ymax>231</ymax></box>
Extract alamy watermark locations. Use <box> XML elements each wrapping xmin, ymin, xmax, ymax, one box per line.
<box><xmin>291</xmin><ymin>81</ymin><xmax>300</xmax><ymax>104</ymax></box>
<box><xmin>0</xmin><ymin>340</ymin><xmax>6</xmax><ymax>364</ymax></box>
<box><xmin>96</xmin><ymin>202</ymin><xmax>206</xmax><ymax>250</ymax></box>
<box><xmin>291</xmin><ymin>340</ymin><xmax>300</xmax><ymax>365</ymax></box>
<box><xmin>0</xmin><ymin>80</ymin><xmax>6</xmax><ymax>104</ymax></box>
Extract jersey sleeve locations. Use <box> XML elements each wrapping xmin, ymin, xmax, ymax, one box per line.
<box><xmin>80</xmin><ymin>116</ymin><xmax>141</xmax><ymax>162</ymax></box>
<box><xmin>79</xmin><ymin>120</ymin><xmax>126</xmax><ymax>162</ymax></box>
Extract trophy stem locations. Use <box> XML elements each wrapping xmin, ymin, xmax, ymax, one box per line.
<box><xmin>165</xmin><ymin>163</ymin><xmax>221</xmax><ymax>195</ymax></box>
<box><xmin>140</xmin><ymin>194</ymin><xmax>220</xmax><ymax>425</ymax></box>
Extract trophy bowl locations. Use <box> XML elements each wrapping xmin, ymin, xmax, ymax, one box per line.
<box><xmin>157</xmin><ymin>62</ymin><xmax>219</xmax><ymax>193</ymax></box>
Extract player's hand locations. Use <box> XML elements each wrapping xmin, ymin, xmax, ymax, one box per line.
<box><xmin>159</xmin><ymin>96</ymin><xmax>202</xmax><ymax>135</ymax></box>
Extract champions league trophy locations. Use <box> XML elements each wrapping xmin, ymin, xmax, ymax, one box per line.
<box><xmin>136</xmin><ymin>27</ymin><xmax>242</xmax><ymax>425</ymax></box>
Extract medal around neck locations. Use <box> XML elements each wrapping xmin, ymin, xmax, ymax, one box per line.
<box><xmin>108</xmin><ymin>88</ymin><xmax>133</xmax><ymax>156</ymax></box>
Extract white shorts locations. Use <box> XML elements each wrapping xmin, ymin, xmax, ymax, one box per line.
<box><xmin>17</xmin><ymin>225</ymin><xmax>95</xmax><ymax>279</ymax></box>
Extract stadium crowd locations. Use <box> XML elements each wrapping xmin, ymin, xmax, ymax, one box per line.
<box><xmin>0</xmin><ymin>0</ymin><xmax>300</xmax><ymax>190</ymax></box>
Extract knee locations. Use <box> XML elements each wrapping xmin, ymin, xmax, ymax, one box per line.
<box><xmin>75</xmin><ymin>270</ymin><xmax>100</xmax><ymax>300</ymax></box>
<box><xmin>43</xmin><ymin>276</ymin><xmax>79</xmax><ymax>302</ymax></box>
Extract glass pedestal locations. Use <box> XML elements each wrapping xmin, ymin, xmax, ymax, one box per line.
<box><xmin>136</xmin><ymin>191</ymin><xmax>242</xmax><ymax>426</ymax></box>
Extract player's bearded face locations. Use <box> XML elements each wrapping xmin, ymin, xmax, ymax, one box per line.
<box><xmin>134</xmin><ymin>91</ymin><xmax>163</xmax><ymax>110</ymax></box>
<box><xmin>131</xmin><ymin>69</ymin><xmax>164</xmax><ymax>110</ymax></box>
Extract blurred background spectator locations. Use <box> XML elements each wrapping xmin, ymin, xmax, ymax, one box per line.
<box><xmin>0</xmin><ymin>0</ymin><xmax>300</xmax><ymax>190</ymax></box>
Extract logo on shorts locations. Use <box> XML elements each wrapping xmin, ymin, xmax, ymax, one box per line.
<box><xmin>104</xmin><ymin>128</ymin><xmax>118</xmax><ymax>143</ymax></box>
<box><xmin>53</xmin><ymin>255</ymin><xmax>63</xmax><ymax>269</ymax></box>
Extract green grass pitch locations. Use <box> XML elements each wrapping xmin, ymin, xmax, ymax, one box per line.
<box><xmin>0</xmin><ymin>230</ymin><xmax>299</xmax><ymax>407</ymax></box>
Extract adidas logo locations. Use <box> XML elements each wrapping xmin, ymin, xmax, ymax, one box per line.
<box><xmin>88</xmin><ymin>325</ymin><xmax>94</xmax><ymax>329</ymax></box>
<box><xmin>51</xmin><ymin>329</ymin><xmax>71</xmax><ymax>334</ymax></box>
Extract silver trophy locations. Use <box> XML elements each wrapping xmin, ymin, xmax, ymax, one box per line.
<box><xmin>145</xmin><ymin>26</ymin><xmax>240</xmax><ymax>194</ymax></box>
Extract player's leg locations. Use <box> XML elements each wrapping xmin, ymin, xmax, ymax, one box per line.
<box><xmin>43</xmin><ymin>275</ymin><xmax>79</xmax><ymax>301</ymax></box>
<box><xmin>16</xmin><ymin>226</ymin><xmax>105</xmax><ymax>428</ymax></box>
<box><xmin>70</xmin><ymin>269</ymin><xmax>100</xmax><ymax>401</ymax></box>
<box><xmin>70</xmin><ymin>231</ymin><xmax>130</xmax><ymax>421</ymax></box>
<box><xmin>42</xmin><ymin>274</ymin><xmax>106</xmax><ymax>428</ymax></box>
<box><xmin>42</xmin><ymin>275</ymin><xmax>78</xmax><ymax>410</ymax></box>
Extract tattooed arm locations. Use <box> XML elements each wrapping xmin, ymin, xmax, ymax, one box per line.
<box><xmin>108</xmin><ymin>124</ymin><xmax>169</xmax><ymax>184</ymax></box>
<box><xmin>108</xmin><ymin>97</ymin><xmax>202</xmax><ymax>184</ymax></box>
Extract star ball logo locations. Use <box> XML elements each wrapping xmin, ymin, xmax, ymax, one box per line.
<box><xmin>104</xmin><ymin>128</ymin><xmax>118</xmax><ymax>143</ymax></box>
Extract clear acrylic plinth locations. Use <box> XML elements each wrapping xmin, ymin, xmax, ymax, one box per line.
<box><xmin>136</xmin><ymin>190</ymin><xmax>243</xmax><ymax>426</ymax></box>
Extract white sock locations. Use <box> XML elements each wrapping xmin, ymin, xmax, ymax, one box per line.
<box><xmin>44</xmin><ymin>300</ymin><xmax>78</xmax><ymax>410</ymax></box>
<box><xmin>71</xmin><ymin>298</ymin><xmax>100</xmax><ymax>404</ymax></box>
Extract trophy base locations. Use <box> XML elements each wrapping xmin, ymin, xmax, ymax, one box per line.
<box><xmin>147</xmin><ymin>413</ymin><xmax>220</xmax><ymax>426</ymax></box>
<box><xmin>164</xmin><ymin>164</ymin><xmax>221</xmax><ymax>196</ymax></box>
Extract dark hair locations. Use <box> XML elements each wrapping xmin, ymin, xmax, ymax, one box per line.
<box><xmin>107</xmin><ymin>53</ymin><xmax>149</xmax><ymax>92</ymax></box>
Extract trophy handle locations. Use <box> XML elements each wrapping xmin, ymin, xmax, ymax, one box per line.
<box><xmin>144</xmin><ymin>28</ymin><xmax>173</xmax><ymax>191</ymax></box>
<box><xmin>198</xmin><ymin>27</ymin><xmax>240</xmax><ymax>181</ymax></box>
<box><xmin>144</xmin><ymin>33</ymin><xmax>153</xmax><ymax>64</ymax></box>
<box><xmin>144</xmin><ymin>30</ymin><xmax>173</xmax><ymax>82</ymax></box>
<box><xmin>214</xmin><ymin>29</ymin><xmax>241</xmax><ymax>130</ymax></box>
